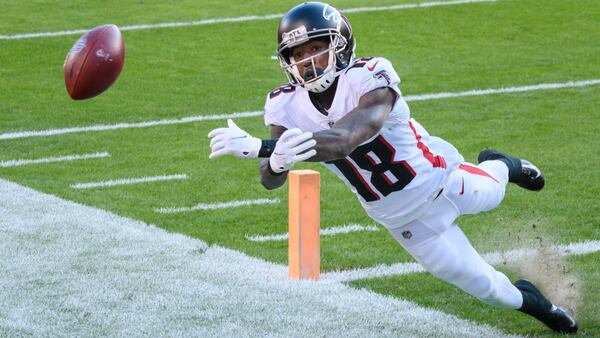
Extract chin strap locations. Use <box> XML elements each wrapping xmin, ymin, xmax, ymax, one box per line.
<box><xmin>305</xmin><ymin>69</ymin><xmax>335</xmax><ymax>93</ymax></box>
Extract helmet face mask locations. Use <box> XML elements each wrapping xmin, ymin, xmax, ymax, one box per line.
<box><xmin>278</xmin><ymin>32</ymin><xmax>346</xmax><ymax>93</ymax></box>
<box><xmin>276</xmin><ymin>2</ymin><xmax>355</xmax><ymax>93</ymax></box>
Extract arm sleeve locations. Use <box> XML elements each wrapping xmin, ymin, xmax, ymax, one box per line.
<box><xmin>263</xmin><ymin>87</ymin><xmax>294</xmax><ymax>128</ymax></box>
<box><xmin>348</xmin><ymin>57</ymin><xmax>402</xmax><ymax>98</ymax></box>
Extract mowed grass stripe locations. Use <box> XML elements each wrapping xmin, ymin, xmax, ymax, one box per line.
<box><xmin>70</xmin><ymin>174</ymin><xmax>188</xmax><ymax>189</ymax></box>
<box><xmin>2</xmin><ymin>78</ymin><xmax>598</xmax><ymax>141</ymax></box>
<box><xmin>0</xmin><ymin>0</ymin><xmax>496</xmax><ymax>40</ymax></box>
<box><xmin>0</xmin><ymin>152</ymin><xmax>110</xmax><ymax>168</ymax></box>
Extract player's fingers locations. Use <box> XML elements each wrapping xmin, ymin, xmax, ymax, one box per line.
<box><xmin>210</xmin><ymin>134</ymin><xmax>227</xmax><ymax>147</ymax></box>
<box><xmin>291</xmin><ymin>139</ymin><xmax>316</xmax><ymax>155</ymax></box>
<box><xmin>280</xmin><ymin>128</ymin><xmax>302</xmax><ymax>142</ymax></box>
<box><xmin>227</xmin><ymin>119</ymin><xmax>238</xmax><ymax>129</ymax></box>
<box><xmin>209</xmin><ymin>148</ymin><xmax>231</xmax><ymax>159</ymax></box>
<box><xmin>292</xmin><ymin>149</ymin><xmax>317</xmax><ymax>163</ymax></box>
<box><xmin>287</xmin><ymin>131</ymin><xmax>314</xmax><ymax>146</ymax></box>
<box><xmin>210</xmin><ymin>139</ymin><xmax>225</xmax><ymax>151</ymax></box>
<box><xmin>207</xmin><ymin>127</ymin><xmax>229</xmax><ymax>138</ymax></box>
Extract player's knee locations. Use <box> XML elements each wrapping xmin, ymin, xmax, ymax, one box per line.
<box><xmin>469</xmin><ymin>275</ymin><xmax>497</xmax><ymax>301</ymax></box>
<box><xmin>425</xmin><ymin>256</ymin><xmax>465</xmax><ymax>282</ymax></box>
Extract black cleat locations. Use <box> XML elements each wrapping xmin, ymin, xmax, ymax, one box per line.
<box><xmin>515</xmin><ymin>279</ymin><xmax>578</xmax><ymax>334</ymax></box>
<box><xmin>519</xmin><ymin>159</ymin><xmax>545</xmax><ymax>191</ymax></box>
<box><xmin>478</xmin><ymin>149</ymin><xmax>545</xmax><ymax>191</ymax></box>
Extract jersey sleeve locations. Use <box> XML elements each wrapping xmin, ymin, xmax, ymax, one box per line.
<box><xmin>346</xmin><ymin>57</ymin><xmax>402</xmax><ymax>98</ymax></box>
<box><xmin>263</xmin><ymin>84</ymin><xmax>295</xmax><ymax>128</ymax></box>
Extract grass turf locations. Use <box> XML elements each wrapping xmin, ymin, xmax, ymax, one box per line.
<box><xmin>1</xmin><ymin>0</ymin><xmax>598</xmax><ymax>336</ymax></box>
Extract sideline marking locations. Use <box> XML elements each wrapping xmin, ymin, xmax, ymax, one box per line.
<box><xmin>0</xmin><ymin>0</ymin><xmax>496</xmax><ymax>40</ymax></box>
<box><xmin>71</xmin><ymin>173</ymin><xmax>188</xmax><ymax>189</ymax></box>
<box><xmin>246</xmin><ymin>224</ymin><xmax>380</xmax><ymax>242</ymax></box>
<box><xmin>155</xmin><ymin>198</ymin><xmax>280</xmax><ymax>213</ymax></box>
<box><xmin>2</xmin><ymin>79</ymin><xmax>598</xmax><ymax>141</ymax></box>
<box><xmin>0</xmin><ymin>178</ymin><xmax>515</xmax><ymax>337</ymax></box>
<box><xmin>0</xmin><ymin>151</ymin><xmax>109</xmax><ymax>168</ymax></box>
<box><xmin>321</xmin><ymin>240</ymin><xmax>600</xmax><ymax>283</ymax></box>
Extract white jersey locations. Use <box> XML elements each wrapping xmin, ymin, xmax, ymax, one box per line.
<box><xmin>264</xmin><ymin>57</ymin><xmax>464</xmax><ymax>228</ymax></box>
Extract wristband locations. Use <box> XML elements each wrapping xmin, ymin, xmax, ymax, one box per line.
<box><xmin>258</xmin><ymin>139</ymin><xmax>277</xmax><ymax>158</ymax></box>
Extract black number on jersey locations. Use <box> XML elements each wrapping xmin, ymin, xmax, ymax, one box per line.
<box><xmin>269</xmin><ymin>84</ymin><xmax>296</xmax><ymax>99</ymax></box>
<box><xmin>328</xmin><ymin>135</ymin><xmax>416</xmax><ymax>202</ymax></box>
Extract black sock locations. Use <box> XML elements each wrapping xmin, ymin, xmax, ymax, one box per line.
<box><xmin>497</xmin><ymin>157</ymin><xmax>522</xmax><ymax>183</ymax></box>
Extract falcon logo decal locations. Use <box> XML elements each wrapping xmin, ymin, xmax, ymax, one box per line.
<box><xmin>374</xmin><ymin>70</ymin><xmax>391</xmax><ymax>85</ymax></box>
<box><xmin>322</xmin><ymin>5</ymin><xmax>341</xmax><ymax>23</ymax></box>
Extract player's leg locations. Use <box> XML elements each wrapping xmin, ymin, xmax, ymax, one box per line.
<box><xmin>389</xmin><ymin>218</ymin><xmax>578</xmax><ymax>333</ymax></box>
<box><xmin>443</xmin><ymin>160</ymin><xmax>509</xmax><ymax>216</ymax></box>
<box><xmin>390</xmin><ymin>218</ymin><xmax>523</xmax><ymax>308</ymax></box>
<box><xmin>478</xmin><ymin>149</ymin><xmax>545</xmax><ymax>191</ymax></box>
<box><xmin>441</xmin><ymin>148</ymin><xmax>546</xmax><ymax>218</ymax></box>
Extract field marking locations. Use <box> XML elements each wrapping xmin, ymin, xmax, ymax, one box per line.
<box><xmin>155</xmin><ymin>198</ymin><xmax>280</xmax><ymax>213</ymax></box>
<box><xmin>321</xmin><ymin>240</ymin><xmax>600</xmax><ymax>283</ymax></box>
<box><xmin>0</xmin><ymin>151</ymin><xmax>109</xmax><ymax>168</ymax></box>
<box><xmin>70</xmin><ymin>173</ymin><xmax>188</xmax><ymax>189</ymax></box>
<box><xmin>404</xmin><ymin>79</ymin><xmax>600</xmax><ymax>101</ymax></box>
<box><xmin>0</xmin><ymin>0</ymin><xmax>496</xmax><ymax>40</ymax></box>
<box><xmin>0</xmin><ymin>178</ymin><xmax>515</xmax><ymax>337</ymax></box>
<box><xmin>246</xmin><ymin>224</ymin><xmax>380</xmax><ymax>242</ymax></box>
<box><xmin>0</xmin><ymin>111</ymin><xmax>262</xmax><ymax>141</ymax></box>
<box><xmin>2</xmin><ymin>78</ymin><xmax>599</xmax><ymax>142</ymax></box>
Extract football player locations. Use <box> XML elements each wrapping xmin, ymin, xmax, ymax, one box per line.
<box><xmin>208</xmin><ymin>2</ymin><xmax>577</xmax><ymax>333</ymax></box>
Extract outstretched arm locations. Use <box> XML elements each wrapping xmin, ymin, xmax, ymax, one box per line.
<box><xmin>308</xmin><ymin>87</ymin><xmax>396</xmax><ymax>162</ymax></box>
<box><xmin>208</xmin><ymin>87</ymin><xmax>396</xmax><ymax>189</ymax></box>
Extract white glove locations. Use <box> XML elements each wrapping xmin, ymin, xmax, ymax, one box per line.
<box><xmin>269</xmin><ymin>128</ymin><xmax>317</xmax><ymax>173</ymax></box>
<box><xmin>208</xmin><ymin>119</ymin><xmax>262</xmax><ymax>159</ymax></box>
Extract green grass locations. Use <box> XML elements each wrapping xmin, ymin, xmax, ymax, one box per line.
<box><xmin>1</xmin><ymin>0</ymin><xmax>599</xmax><ymax>336</ymax></box>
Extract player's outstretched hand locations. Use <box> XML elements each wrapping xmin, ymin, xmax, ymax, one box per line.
<box><xmin>208</xmin><ymin>119</ymin><xmax>262</xmax><ymax>159</ymax></box>
<box><xmin>269</xmin><ymin>128</ymin><xmax>317</xmax><ymax>173</ymax></box>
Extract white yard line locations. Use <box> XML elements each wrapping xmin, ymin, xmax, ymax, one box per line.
<box><xmin>70</xmin><ymin>174</ymin><xmax>188</xmax><ymax>189</ymax></box>
<box><xmin>321</xmin><ymin>240</ymin><xmax>600</xmax><ymax>283</ymax></box>
<box><xmin>247</xmin><ymin>224</ymin><xmax>380</xmax><ymax>242</ymax></box>
<box><xmin>0</xmin><ymin>0</ymin><xmax>496</xmax><ymax>40</ymax></box>
<box><xmin>155</xmin><ymin>198</ymin><xmax>280</xmax><ymax>213</ymax></box>
<box><xmin>0</xmin><ymin>178</ymin><xmax>516</xmax><ymax>337</ymax></box>
<box><xmin>0</xmin><ymin>111</ymin><xmax>262</xmax><ymax>141</ymax></box>
<box><xmin>0</xmin><ymin>152</ymin><xmax>109</xmax><ymax>168</ymax></box>
<box><xmin>404</xmin><ymin>79</ymin><xmax>600</xmax><ymax>101</ymax></box>
<box><xmin>2</xmin><ymin>78</ymin><xmax>598</xmax><ymax>141</ymax></box>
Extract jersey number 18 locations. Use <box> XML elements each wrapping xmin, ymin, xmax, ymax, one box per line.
<box><xmin>328</xmin><ymin>135</ymin><xmax>415</xmax><ymax>202</ymax></box>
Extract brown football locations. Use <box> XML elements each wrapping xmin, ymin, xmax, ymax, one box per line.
<box><xmin>64</xmin><ymin>24</ymin><xmax>125</xmax><ymax>100</ymax></box>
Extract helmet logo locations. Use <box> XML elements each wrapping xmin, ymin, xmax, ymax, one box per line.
<box><xmin>322</xmin><ymin>5</ymin><xmax>341</xmax><ymax>23</ymax></box>
<box><xmin>282</xmin><ymin>25</ymin><xmax>308</xmax><ymax>45</ymax></box>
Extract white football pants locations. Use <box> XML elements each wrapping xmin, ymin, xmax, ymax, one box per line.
<box><xmin>388</xmin><ymin>160</ymin><xmax>523</xmax><ymax>309</ymax></box>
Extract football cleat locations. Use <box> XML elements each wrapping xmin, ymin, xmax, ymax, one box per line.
<box><xmin>478</xmin><ymin>149</ymin><xmax>545</xmax><ymax>191</ymax></box>
<box><xmin>519</xmin><ymin>159</ymin><xmax>545</xmax><ymax>191</ymax></box>
<box><xmin>514</xmin><ymin>279</ymin><xmax>578</xmax><ymax>334</ymax></box>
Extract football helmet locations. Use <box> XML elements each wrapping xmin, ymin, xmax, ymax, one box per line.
<box><xmin>277</xmin><ymin>2</ymin><xmax>355</xmax><ymax>93</ymax></box>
